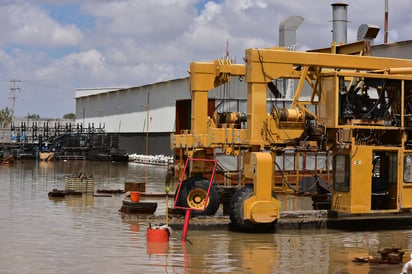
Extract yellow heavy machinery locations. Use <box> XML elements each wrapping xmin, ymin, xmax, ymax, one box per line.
<box><xmin>171</xmin><ymin>45</ymin><xmax>412</xmax><ymax>232</ymax></box>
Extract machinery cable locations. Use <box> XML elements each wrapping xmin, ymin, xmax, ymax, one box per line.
<box><xmin>257</xmin><ymin>49</ymin><xmax>279</xmax><ymax>111</ymax></box>
<box><xmin>274</xmin><ymin>161</ymin><xmax>297</xmax><ymax>193</ymax></box>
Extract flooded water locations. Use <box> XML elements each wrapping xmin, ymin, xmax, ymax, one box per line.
<box><xmin>0</xmin><ymin>160</ymin><xmax>410</xmax><ymax>273</ymax></box>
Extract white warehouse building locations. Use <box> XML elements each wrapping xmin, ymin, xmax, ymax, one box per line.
<box><xmin>75</xmin><ymin>76</ymin><xmax>249</xmax><ymax>156</ymax></box>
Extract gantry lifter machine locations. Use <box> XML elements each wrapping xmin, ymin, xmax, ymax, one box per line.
<box><xmin>171</xmin><ymin>46</ymin><xmax>412</xmax><ymax>231</ymax></box>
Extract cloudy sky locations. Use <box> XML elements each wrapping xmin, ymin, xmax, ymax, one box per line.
<box><xmin>0</xmin><ymin>0</ymin><xmax>410</xmax><ymax>118</ymax></box>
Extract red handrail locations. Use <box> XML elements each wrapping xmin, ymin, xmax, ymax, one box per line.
<box><xmin>173</xmin><ymin>157</ymin><xmax>217</xmax><ymax>242</ymax></box>
<box><xmin>173</xmin><ymin>157</ymin><xmax>218</xmax><ymax>211</ymax></box>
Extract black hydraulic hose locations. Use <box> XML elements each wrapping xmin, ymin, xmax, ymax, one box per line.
<box><xmin>274</xmin><ymin>162</ymin><xmax>297</xmax><ymax>193</ymax></box>
<box><xmin>363</xmin><ymin>84</ymin><xmax>385</xmax><ymax>118</ymax></box>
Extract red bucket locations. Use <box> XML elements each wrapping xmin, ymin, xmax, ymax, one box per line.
<box><xmin>147</xmin><ymin>227</ymin><xmax>169</xmax><ymax>242</ymax></box>
<box><xmin>130</xmin><ymin>191</ymin><xmax>141</xmax><ymax>202</ymax></box>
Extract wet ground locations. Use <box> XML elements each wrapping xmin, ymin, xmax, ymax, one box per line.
<box><xmin>0</xmin><ymin>160</ymin><xmax>409</xmax><ymax>273</ymax></box>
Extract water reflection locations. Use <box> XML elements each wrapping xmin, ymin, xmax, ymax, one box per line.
<box><xmin>147</xmin><ymin>240</ymin><xmax>169</xmax><ymax>255</ymax></box>
<box><xmin>65</xmin><ymin>194</ymin><xmax>94</xmax><ymax>207</ymax></box>
<box><xmin>0</xmin><ymin>160</ymin><xmax>408</xmax><ymax>273</ymax></box>
<box><xmin>227</xmin><ymin>233</ymin><xmax>279</xmax><ymax>273</ymax></box>
<box><xmin>162</xmin><ymin>230</ymin><xmax>405</xmax><ymax>274</ymax></box>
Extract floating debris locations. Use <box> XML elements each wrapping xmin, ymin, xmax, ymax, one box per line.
<box><xmin>93</xmin><ymin>194</ymin><xmax>112</xmax><ymax>197</ymax></box>
<box><xmin>48</xmin><ymin>189</ymin><xmax>67</xmax><ymax>197</ymax></box>
<box><xmin>119</xmin><ymin>200</ymin><xmax>157</xmax><ymax>214</ymax></box>
<box><xmin>39</xmin><ymin>151</ymin><xmax>54</xmax><ymax>161</ymax></box>
<box><xmin>65</xmin><ymin>172</ymin><xmax>94</xmax><ymax>193</ymax></box>
<box><xmin>97</xmin><ymin>189</ymin><xmax>125</xmax><ymax>194</ymax></box>
<box><xmin>47</xmin><ymin>189</ymin><xmax>82</xmax><ymax>197</ymax></box>
<box><xmin>128</xmin><ymin>154</ymin><xmax>172</xmax><ymax>166</ymax></box>
<box><xmin>125</xmin><ymin>181</ymin><xmax>145</xmax><ymax>192</ymax></box>
<box><xmin>2</xmin><ymin>155</ymin><xmax>14</xmax><ymax>165</ymax></box>
<box><xmin>353</xmin><ymin>246</ymin><xmax>404</xmax><ymax>264</ymax></box>
<box><xmin>378</xmin><ymin>246</ymin><xmax>404</xmax><ymax>264</ymax></box>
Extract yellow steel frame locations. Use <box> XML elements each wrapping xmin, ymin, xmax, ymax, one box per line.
<box><xmin>173</xmin><ymin>47</ymin><xmax>412</xmax><ymax>154</ymax></box>
<box><xmin>243</xmin><ymin>152</ymin><xmax>280</xmax><ymax>223</ymax></box>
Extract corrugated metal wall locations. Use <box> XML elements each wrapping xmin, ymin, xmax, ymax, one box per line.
<box><xmin>75</xmin><ymin>77</ymin><xmax>191</xmax><ymax>134</ymax></box>
<box><xmin>371</xmin><ymin>40</ymin><xmax>412</xmax><ymax>59</ymax></box>
<box><xmin>75</xmin><ymin>76</ymin><xmax>248</xmax><ymax>155</ymax></box>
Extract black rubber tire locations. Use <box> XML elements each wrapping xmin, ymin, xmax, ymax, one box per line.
<box><xmin>229</xmin><ymin>185</ymin><xmax>277</xmax><ymax>233</ymax></box>
<box><xmin>176</xmin><ymin>176</ymin><xmax>220</xmax><ymax>217</ymax></box>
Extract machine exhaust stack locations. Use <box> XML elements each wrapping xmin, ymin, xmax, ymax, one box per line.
<box><xmin>331</xmin><ymin>2</ymin><xmax>348</xmax><ymax>45</ymax></box>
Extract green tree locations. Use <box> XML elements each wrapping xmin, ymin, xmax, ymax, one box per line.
<box><xmin>0</xmin><ymin>107</ymin><xmax>13</xmax><ymax>128</ymax></box>
<box><xmin>27</xmin><ymin>113</ymin><xmax>40</xmax><ymax>120</ymax></box>
<box><xmin>63</xmin><ymin>113</ymin><xmax>76</xmax><ymax>119</ymax></box>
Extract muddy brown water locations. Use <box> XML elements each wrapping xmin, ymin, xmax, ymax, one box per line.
<box><xmin>0</xmin><ymin>160</ymin><xmax>409</xmax><ymax>273</ymax></box>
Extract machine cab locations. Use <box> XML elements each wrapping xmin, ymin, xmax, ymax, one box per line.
<box><xmin>331</xmin><ymin>146</ymin><xmax>399</xmax><ymax>213</ymax></box>
<box><xmin>330</xmin><ymin>144</ymin><xmax>412</xmax><ymax>214</ymax></box>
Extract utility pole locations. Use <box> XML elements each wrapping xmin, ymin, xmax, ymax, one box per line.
<box><xmin>9</xmin><ymin>79</ymin><xmax>20</xmax><ymax>120</ymax></box>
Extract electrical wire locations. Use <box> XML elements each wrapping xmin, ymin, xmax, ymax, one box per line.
<box><xmin>274</xmin><ymin>161</ymin><xmax>297</xmax><ymax>193</ymax></box>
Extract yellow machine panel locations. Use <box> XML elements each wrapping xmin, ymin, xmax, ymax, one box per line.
<box><xmin>319</xmin><ymin>75</ymin><xmax>339</xmax><ymax>128</ymax></box>
<box><xmin>401</xmin><ymin>152</ymin><xmax>412</xmax><ymax>208</ymax></box>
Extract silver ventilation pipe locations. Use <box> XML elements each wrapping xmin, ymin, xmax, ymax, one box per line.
<box><xmin>278</xmin><ymin>16</ymin><xmax>304</xmax><ymax>99</ymax></box>
<box><xmin>357</xmin><ymin>24</ymin><xmax>380</xmax><ymax>44</ymax></box>
<box><xmin>331</xmin><ymin>3</ymin><xmax>348</xmax><ymax>45</ymax></box>
<box><xmin>279</xmin><ymin>16</ymin><xmax>304</xmax><ymax>49</ymax></box>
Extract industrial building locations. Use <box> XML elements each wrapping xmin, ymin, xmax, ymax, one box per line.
<box><xmin>75</xmin><ymin>76</ymin><xmax>248</xmax><ymax>156</ymax></box>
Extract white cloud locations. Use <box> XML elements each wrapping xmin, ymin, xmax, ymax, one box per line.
<box><xmin>82</xmin><ymin>0</ymin><xmax>195</xmax><ymax>39</ymax></box>
<box><xmin>194</xmin><ymin>1</ymin><xmax>221</xmax><ymax>26</ymax></box>
<box><xmin>36</xmin><ymin>49</ymin><xmax>109</xmax><ymax>82</ymax></box>
<box><xmin>0</xmin><ymin>49</ymin><xmax>15</xmax><ymax>71</ymax></box>
<box><xmin>0</xmin><ymin>1</ymin><xmax>83</xmax><ymax>48</ymax></box>
<box><xmin>1</xmin><ymin>0</ymin><xmax>412</xmax><ymax>118</ymax></box>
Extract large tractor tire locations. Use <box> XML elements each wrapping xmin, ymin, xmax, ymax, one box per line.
<box><xmin>176</xmin><ymin>177</ymin><xmax>220</xmax><ymax>217</ymax></box>
<box><xmin>229</xmin><ymin>185</ymin><xmax>277</xmax><ymax>233</ymax></box>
